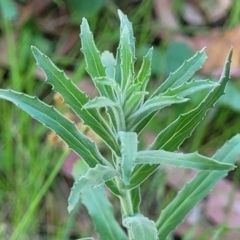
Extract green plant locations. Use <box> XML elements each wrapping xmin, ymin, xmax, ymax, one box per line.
<box><xmin>0</xmin><ymin>10</ymin><xmax>239</xmax><ymax>240</ymax></box>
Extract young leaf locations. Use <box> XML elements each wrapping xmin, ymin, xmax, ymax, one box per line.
<box><xmin>80</xmin><ymin>18</ymin><xmax>115</xmax><ymax>100</ymax></box>
<box><xmin>156</xmin><ymin>134</ymin><xmax>240</xmax><ymax>239</ymax></box>
<box><xmin>31</xmin><ymin>46</ymin><xmax>120</xmax><ymax>156</ymax></box>
<box><xmin>135</xmin><ymin>150</ymin><xmax>235</xmax><ymax>171</ymax></box>
<box><xmin>162</xmin><ymin>79</ymin><xmax>219</xmax><ymax>98</ymax></box>
<box><xmin>129</xmin><ymin>48</ymin><xmax>232</xmax><ymax>189</ymax></box>
<box><xmin>115</xmin><ymin>10</ymin><xmax>135</xmax><ymax>85</ymax></box>
<box><xmin>127</xmin><ymin>96</ymin><xmax>189</xmax><ymax>131</ymax></box>
<box><xmin>119</xmin><ymin>132</ymin><xmax>138</xmax><ymax>185</ymax></box>
<box><xmin>123</xmin><ymin>214</ymin><xmax>158</xmax><ymax>240</ymax></box>
<box><xmin>135</xmin><ymin>47</ymin><xmax>153</xmax><ymax>91</ymax></box>
<box><xmin>83</xmin><ymin>96</ymin><xmax>118</xmax><ymax>109</ymax></box>
<box><xmin>152</xmin><ymin>49</ymin><xmax>207</xmax><ymax>96</ymax></box>
<box><xmin>101</xmin><ymin>51</ymin><xmax>116</xmax><ymax>79</ymax></box>
<box><xmin>68</xmin><ymin>164</ymin><xmax>120</xmax><ymax>213</ymax></box>
<box><xmin>123</xmin><ymin>91</ymin><xmax>148</xmax><ymax>118</ymax></box>
<box><xmin>73</xmin><ymin>161</ymin><xmax>127</xmax><ymax>240</ymax></box>
<box><xmin>0</xmin><ymin>89</ymin><xmax>108</xmax><ymax>168</ymax></box>
<box><xmin>120</xmin><ymin>26</ymin><xmax>134</xmax><ymax>91</ymax></box>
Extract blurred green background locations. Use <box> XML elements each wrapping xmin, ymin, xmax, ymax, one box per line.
<box><xmin>0</xmin><ymin>0</ymin><xmax>240</xmax><ymax>239</ymax></box>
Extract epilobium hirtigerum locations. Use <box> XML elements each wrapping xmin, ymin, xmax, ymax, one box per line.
<box><xmin>0</xmin><ymin>10</ymin><xmax>239</xmax><ymax>240</ymax></box>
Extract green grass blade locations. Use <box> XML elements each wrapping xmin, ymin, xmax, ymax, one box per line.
<box><xmin>135</xmin><ymin>150</ymin><xmax>235</xmax><ymax>171</ymax></box>
<box><xmin>129</xmin><ymin>48</ymin><xmax>232</xmax><ymax>189</ymax></box>
<box><xmin>152</xmin><ymin>49</ymin><xmax>207</xmax><ymax>96</ymax></box>
<box><xmin>123</xmin><ymin>214</ymin><xmax>158</xmax><ymax>240</ymax></box>
<box><xmin>0</xmin><ymin>89</ymin><xmax>108</xmax><ymax>168</ymax></box>
<box><xmin>31</xmin><ymin>46</ymin><xmax>120</xmax><ymax>155</ymax></box>
<box><xmin>68</xmin><ymin>164</ymin><xmax>120</xmax><ymax>213</ymax></box>
<box><xmin>156</xmin><ymin>134</ymin><xmax>240</xmax><ymax>239</ymax></box>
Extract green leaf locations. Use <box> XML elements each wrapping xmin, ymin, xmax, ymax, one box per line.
<box><xmin>101</xmin><ymin>51</ymin><xmax>116</xmax><ymax>79</ymax></box>
<box><xmin>162</xmin><ymin>79</ymin><xmax>219</xmax><ymax>98</ymax></box>
<box><xmin>77</xmin><ymin>238</ymin><xmax>95</xmax><ymax>240</ymax></box>
<box><xmin>119</xmin><ymin>132</ymin><xmax>138</xmax><ymax>185</ymax></box>
<box><xmin>152</xmin><ymin>49</ymin><xmax>207</xmax><ymax>96</ymax></box>
<box><xmin>0</xmin><ymin>0</ymin><xmax>18</xmax><ymax>20</ymax></box>
<box><xmin>73</xmin><ymin>161</ymin><xmax>127</xmax><ymax>240</ymax></box>
<box><xmin>123</xmin><ymin>214</ymin><xmax>158</xmax><ymax>240</ymax></box>
<box><xmin>115</xmin><ymin>10</ymin><xmax>135</xmax><ymax>85</ymax></box>
<box><xmin>135</xmin><ymin>47</ymin><xmax>153</xmax><ymax>91</ymax></box>
<box><xmin>135</xmin><ymin>150</ymin><xmax>235</xmax><ymax>171</ymax></box>
<box><xmin>127</xmin><ymin>96</ymin><xmax>189</xmax><ymax>131</ymax></box>
<box><xmin>0</xmin><ymin>89</ymin><xmax>108</xmax><ymax>168</ymax></box>
<box><xmin>130</xmin><ymin>187</ymin><xmax>141</xmax><ymax>214</ymax></box>
<box><xmin>129</xmin><ymin>48</ymin><xmax>232</xmax><ymax>189</ymax></box>
<box><xmin>80</xmin><ymin>18</ymin><xmax>115</xmax><ymax>100</ymax></box>
<box><xmin>68</xmin><ymin>164</ymin><xmax>120</xmax><ymax>213</ymax></box>
<box><xmin>80</xmin><ymin>18</ymin><xmax>106</xmax><ymax>79</ymax></box>
<box><xmin>120</xmin><ymin>26</ymin><xmax>134</xmax><ymax>91</ymax></box>
<box><xmin>31</xmin><ymin>46</ymin><xmax>120</xmax><ymax>156</ymax></box>
<box><xmin>83</xmin><ymin>96</ymin><xmax>118</xmax><ymax>109</ymax></box>
<box><xmin>156</xmin><ymin>134</ymin><xmax>240</xmax><ymax>239</ymax></box>
<box><xmin>118</xmin><ymin>10</ymin><xmax>135</xmax><ymax>61</ymax></box>
<box><xmin>123</xmin><ymin>91</ymin><xmax>148</xmax><ymax>118</ymax></box>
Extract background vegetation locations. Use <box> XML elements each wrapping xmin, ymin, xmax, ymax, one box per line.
<box><xmin>0</xmin><ymin>0</ymin><xmax>240</xmax><ymax>239</ymax></box>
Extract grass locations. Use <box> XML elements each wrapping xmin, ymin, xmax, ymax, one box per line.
<box><xmin>0</xmin><ymin>1</ymin><xmax>240</xmax><ymax>239</ymax></box>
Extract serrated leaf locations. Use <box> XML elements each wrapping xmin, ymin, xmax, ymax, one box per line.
<box><xmin>0</xmin><ymin>89</ymin><xmax>108</xmax><ymax>168</ymax></box>
<box><xmin>127</xmin><ymin>96</ymin><xmax>189</xmax><ymax>131</ymax></box>
<box><xmin>156</xmin><ymin>134</ymin><xmax>240</xmax><ymax>239</ymax></box>
<box><xmin>119</xmin><ymin>132</ymin><xmax>138</xmax><ymax>185</ymax></box>
<box><xmin>115</xmin><ymin>10</ymin><xmax>135</xmax><ymax>85</ymax></box>
<box><xmin>118</xmin><ymin>9</ymin><xmax>135</xmax><ymax>61</ymax></box>
<box><xmin>31</xmin><ymin>46</ymin><xmax>120</xmax><ymax>156</ymax></box>
<box><xmin>68</xmin><ymin>164</ymin><xmax>120</xmax><ymax>212</ymax></box>
<box><xmin>73</xmin><ymin>161</ymin><xmax>127</xmax><ymax>240</ymax></box>
<box><xmin>80</xmin><ymin>18</ymin><xmax>115</xmax><ymax>101</ymax></box>
<box><xmin>83</xmin><ymin>96</ymin><xmax>118</xmax><ymax>109</ymax></box>
<box><xmin>152</xmin><ymin>49</ymin><xmax>207</xmax><ymax>96</ymax></box>
<box><xmin>135</xmin><ymin>47</ymin><xmax>153</xmax><ymax>91</ymax></box>
<box><xmin>101</xmin><ymin>51</ymin><xmax>116</xmax><ymax>79</ymax></box>
<box><xmin>123</xmin><ymin>91</ymin><xmax>148</xmax><ymax>118</ymax></box>
<box><xmin>120</xmin><ymin>26</ymin><xmax>134</xmax><ymax>91</ymax></box>
<box><xmin>128</xmin><ymin>48</ymin><xmax>232</xmax><ymax>189</ymax></box>
<box><xmin>135</xmin><ymin>150</ymin><xmax>235</xmax><ymax>171</ymax></box>
<box><xmin>123</xmin><ymin>214</ymin><xmax>158</xmax><ymax>240</ymax></box>
<box><xmin>162</xmin><ymin>79</ymin><xmax>219</xmax><ymax>98</ymax></box>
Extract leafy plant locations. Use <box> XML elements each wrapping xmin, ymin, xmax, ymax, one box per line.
<box><xmin>0</xmin><ymin>10</ymin><xmax>239</xmax><ymax>240</ymax></box>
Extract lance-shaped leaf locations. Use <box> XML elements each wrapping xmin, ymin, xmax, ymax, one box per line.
<box><xmin>31</xmin><ymin>46</ymin><xmax>120</xmax><ymax>156</ymax></box>
<box><xmin>128</xmin><ymin>48</ymin><xmax>232</xmax><ymax>189</ymax></box>
<box><xmin>120</xmin><ymin>26</ymin><xmax>134</xmax><ymax>91</ymax></box>
<box><xmin>115</xmin><ymin>10</ymin><xmax>135</xmax><ymax>85</ymax></box>
<box><xmin>156</xmin><ymin>134</ymin><xmax>240</xmax><ymax>239</ymax></box>
<box><xmin>123</xmin><ymin>214</ymin><xmax>158</xmax><ymax>240</ymax></box>
<box><xmin>162</xmin><ymin>79</ymin><xmax>219</xmax><ymax>98</ymax></box>
<box><xmin>119</xmin><ymin>132</ymin><xmax>138</xmax><ymax>185</ymax></box>
<box><xmin>101</xmin><ymin>51</ymin><xmax>116</xmax><ymax>79</ymax></box>
<box><xmin>123</xmin><ymin>91</ymin><xmax>148</xmax><ymax>118</ymax></box>
<box><xmin>127</xmin><ymin>96</ymin><xmax>189</xmax><ymax>131</ymax></box>
<box><xmin>73</xmin><ymin>161</ymin><xmax>127</xmax><ymax>240</ymax></box>
<box><xmin>135</xmin><ymin>47</ymin><xmax>153</xmax><ymax>92</ymax></box>
<box><xmin>68</xmin><ymin>164</ymin><xmax>120</xmax><ymax>213</ymax></box>
<box><xmin>83</xmin><ymin>96</ymin><xmax>118</xmax><ymax>109</ymax></box>
<box><xmin>135</xmin><ymin>150</ymin><xmax>235</xmax><ymax>171</ymax></box>
<box><xmin>80</xmin><ymin>18</ymin><xmax>115</xmax><ymax>100</ymax></box>
<box><xmin>152</xmin><ymin>49</ymin><xmax>207</xmax><ymax>97</ymax></box>
<box><xmin>0</xmin><ymin>90</ymin><xmax>108</xmax><ymax>168</ymax></box>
